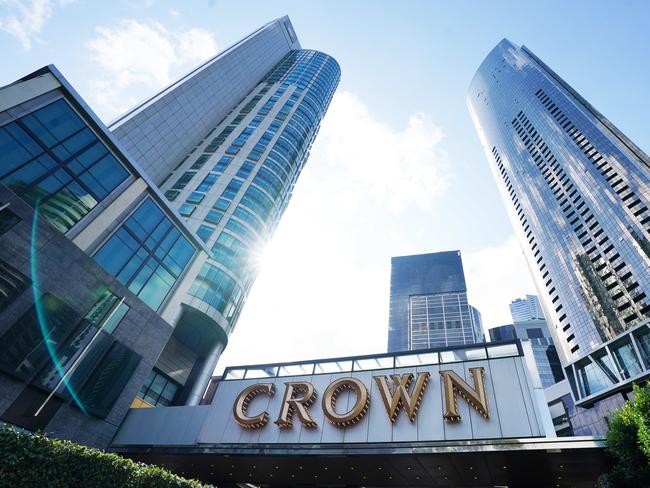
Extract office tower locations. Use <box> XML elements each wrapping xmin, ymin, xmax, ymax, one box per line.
<box><xmin>109</xmin><ymin>17</ymin><xmax>340</xmax><ymax>404</ymax></box>
<box><xmin>468</xmin><ymin>39</ymin><xmax>650</xmax><ymax>420</ymax></box>
<box><xmin>387</xmin><ymin>251</ymin><xmax>483</xmax><ymax>352</ymax></box>
<box><xmin>510</xmin><ymin>294</ymin><xmax>545</xmax><ymax>322</ymax></box>
<box><xmin>0</xmin><ymin>16</ymin><xmax>338</xmax><ymax>446</ymax></box>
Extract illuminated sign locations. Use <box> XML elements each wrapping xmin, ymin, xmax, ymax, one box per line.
<box><xmin>233</xmin><ymin>368</ymin><xmax>489</xmax><ymax>429</ymax></box>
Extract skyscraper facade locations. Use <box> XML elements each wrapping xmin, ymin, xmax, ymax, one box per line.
<box><xmin>108</xmin><ymin>17</ymin><xmax>340</xmax><ymax>404</ymax></box>
<box><xmin>468</xmin><ymin>39</ymin><xmax>650</xmax><ymax>411</ymax></box>
<box><xmin>468</xmin><ymin>39</ymin><xmax>650</xmax><ymax>362</ymax></box>
<box><xmin>387</xmin><ymin>251</ymin><xmax>483</xmax><ymax>352</ymax></box>
<box><xmin>510</xmin><ymin>294</ymin><xmax>545</xmax><ymax>322</ymax></box>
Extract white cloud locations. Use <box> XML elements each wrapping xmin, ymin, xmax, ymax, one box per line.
<box><xmin>315</xmin><ymin>91</ymin><xmax>449</xmax><ymax>214</ymax></box>
<box><xmin>85</xmin><ymin>18</ymin><xmax>218</xmax><ymax>120</ymax></box>
<box><xmin>215</xmin><ymin>91</ymin><xmax>452</xmax><ymax>372</ymax></box>
<box><xmin>0</xmin><ymin>0</ymin><xmax>73</xmax><ymax>49</ymax></box>
<box><xmin>464</xmin><ymin>235</ymin><xmax>536</xmax><ymax>330</ymax></box>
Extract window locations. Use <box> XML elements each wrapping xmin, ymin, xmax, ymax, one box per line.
<box><xmin>204</xmin><ymin>210</ymin><xmax>223</xmax><ymax>225</ymax></box>
<box><xmin>186</xmin><ymin>192</ymin><xmax>205</xmax><ymax>204</ymax></box>
<box><xmin>0</xmin><ymin>203</ymin><xmax>20</xmax><ymax>235</ymax></box>
<box><xmin>137</xmin><ymin>369</ymin><xmax>179</xmax><ymax>407</ymax></box>
<box><xmin>0</xmin><ymin>259</ymin><xmax>30</xmax><ymax>312</ymax></box>
<box><xmin>94</xmin><ymin>198</ymin><xmax>195</xmax><ymax>310</ymax></box>
<box><xmin>178</xmin><ymin>203</ymin><xmax>196</xmax><ymax>216</ymax></box>
<box><xmin>83</xmin><ymin>289</ymin><xmax>129</xmax><ymax>334</ymax></box>
<box><xmin>164</xmin><ymin>189</ymin><xmax>180</xmax><ymax>201</ymax></box>
<box><xmin>196</xmin><ymin>224</ymin><xmax>215</xmax><ymax>242</ymax></box>
<box><xmin>213</xmin><ymin>197</ymin><xmax>231</xmax><ymax>212</ymax></box>
<box><xmin>171</xmin><ymin>171</ymin><xmax>196</xmax><ymax>190</ymax></box>
<box><xmin>0</xmin><ymin>99</ymin><xmax>130</xmax><ymax>232</ymax></box>
<box><xmin>188</xmin><ymin>263</ymin><xmax>244</xmax><ymax>319</ymax></box>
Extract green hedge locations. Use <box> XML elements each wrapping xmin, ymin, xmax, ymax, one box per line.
<box><xmin>0</xmin><ymin>426</ymin><xmax>214</xmax><ymax>488</ymax></box>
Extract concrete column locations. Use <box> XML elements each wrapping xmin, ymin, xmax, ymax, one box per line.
<box><xmin>186</xmin><ymin>341</ymin><xmax>225</xmax><ymax>406</ymax></box>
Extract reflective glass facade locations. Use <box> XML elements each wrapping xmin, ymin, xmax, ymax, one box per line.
<box><xmin>468</xmin><ymin>39</ymin><xmax>650</xmax><ymax>364</ymax></box>
<box><xmin>0</xmin><ymin>98</ymin><xmax>129</xmax><ymax>233</ymax></box>
<box><xmin>93</xmin><ymin>197</ymin><xmax>196</xmax><ymax>311</ymax></box>
<box><xmin>160</xmin><ymin>50</ymin><xmax>339</xmax><ymax>340</ymax></box>
<box><xmin>388</xmin><ymin>251</ymin><xmax>483</xmax><ymax>352</ymax></box>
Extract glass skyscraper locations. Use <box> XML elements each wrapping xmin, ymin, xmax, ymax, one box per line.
<box><xmin>467</xmin><ymin>39</ymin><xmax>650</xmax><ymax>362</ymax></box>
<box><xmin>468</xmin><ymin>39</ymin><xmax>650</xmax><ymax>415</ymax></box>
<box><xmin>109</xmin><ymin>17</ymin><xmax>340</xmax><ymax>404</ymax></box>
<box><xmin>387</xmin><ymin>251</ymin><xmax>483</xmax><ymax>352</ymax></box>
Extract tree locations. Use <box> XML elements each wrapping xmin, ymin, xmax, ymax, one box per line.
<box><xmin>606</xmin><ymin>381</ymin><xmax>650</xmax><ymax>487</ymax></box>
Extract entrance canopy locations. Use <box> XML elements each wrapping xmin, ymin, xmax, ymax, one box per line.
<box><xmin>115</xmin><ymin>436</ymin><xmax>606</xmax><ymax>487</ymax></box>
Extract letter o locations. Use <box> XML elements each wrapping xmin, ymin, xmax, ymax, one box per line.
<box><xmin>322</xmin><ymin>377</ymin><xmax>370</xmax><ymax>427</ymax></box>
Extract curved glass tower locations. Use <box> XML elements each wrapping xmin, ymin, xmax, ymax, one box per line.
<box><xmin>168</xmin><ymin>50</ymin><xmax>339</xmax><ymax>401</ymax></box>
<box><xmin>467</xmin><ymin>39</ymin><xmax>650</xmax><ymax>366</ymax></box>
<box><xmin>105</xmin><ymin>18</ymin><xmax>340</xmax><ymax>405</ymax></box>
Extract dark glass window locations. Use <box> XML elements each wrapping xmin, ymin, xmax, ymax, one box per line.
<box><xmin>94</xmin><ymin>197</ymin><xmax>195</xmax><ymax>310</ymax></box>
<box><xmin>0</xmin><ymin>293</ymin><xmax>80</xmax><ymax>381</ymax></box>
<box><xmin>222</xmin><ymin>180</ymin><xmax>243</xmax><ymax>200</ymax></box>
<box><xmin>171</xmin><ymin>171</ymin><xmax>196</xmax><ymax>190</ymax></box>
<box><xmin>83</xmin><ymin>289</ymin><xmax>129</xmax><ymax>334</ymax></box>
<box><xmin>526</xmin><ymin>328</ymin><xmax>545</xmax><ymax>339</ymax></box>
<box><xmin>164</xmin><ymin>189</ymin><xmax>180</xmax><ymax>201</ymax></box>
<box><xmin>236</xmin><ymin>161</ymin><xmax>256</xmax><ymax>179</ymax></box>
<box><xmin>0</xmin><ymin>259</ymin><xmax>30</xmax><ymax>313</ymax></box>
<box><xmin>138</xmin><ymin>369</ymin><xmax>179</xmax><ymax>407</ymax></box>
<box><xmin>0</xmin><ymin>99</ymin><xmax>130</xmax><ymax>232</ymax></box>
<box><xmin>0</xmin><ymin>203</ymin><xmax>21</xmax><ymax>235</ymax></box>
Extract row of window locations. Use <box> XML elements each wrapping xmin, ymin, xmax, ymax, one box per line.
<box><xmin>508</xmin><ymin>108</ymin><xmax>649</xmax><ymax>350</ymax></box>
<box><xmin>536</xmin><ymin>89</ymin><xmax>650</xmax><ymax>234</ymax></box>
<box><xmin>0</xmin><ymin>98</ymin><xmax>130</xmax><ymax>233</ymax></box>
<box><xmin>94</xmin><ymin>197</ymin><xmax>195</xmax><ymax>311</ymax></box>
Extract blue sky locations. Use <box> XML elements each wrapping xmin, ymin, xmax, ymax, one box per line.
<box><xmin>2</xmin><ymin>0</ymin><xmax>649</xmax><ymax>369</ymax></box>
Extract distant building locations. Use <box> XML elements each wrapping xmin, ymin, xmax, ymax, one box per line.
<box><xmin>489</xmin><ymin>319</ymin><xmax>564</xmax><ymax>388</ymax></box>
<box><xmin>510</xmin><ymin>294</ymin><xmax>545</xmax><ymax>322</ymax></box>
<box><xmin>387</xmin><ymin>251</ymin><xmax>483</xmax><ymax>352</ymax></box>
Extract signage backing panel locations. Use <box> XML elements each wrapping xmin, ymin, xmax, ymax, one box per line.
<box><xmin>196</xmin><ymin>354</ymin><xmax>545</xmax><ymax>445</ymax></box>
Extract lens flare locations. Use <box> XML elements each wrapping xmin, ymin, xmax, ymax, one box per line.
<box><xmin>30</xmin><ymin>202</ymin><xmax>88</xmax><ymax>415</ymax></box>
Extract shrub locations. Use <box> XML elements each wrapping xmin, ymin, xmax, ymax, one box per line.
<box><xmin>0</xmin><ymin>426</ymin><xmax>213</xmax><ymax>488</ymax></box>
<box><xmin>606</xmin><ymin>381</ymin><xmax>650</xmax><ymax>488</ymax></box>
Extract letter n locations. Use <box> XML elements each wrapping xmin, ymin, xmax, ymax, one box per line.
<box><xmin>439</xmin><ymin>367</ymin><xmax>489</xmax><ymax>422</ymax></box>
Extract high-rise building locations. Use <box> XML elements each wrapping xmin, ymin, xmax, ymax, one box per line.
<box><xmin>109</xmin><ymin>18</ymin><xmax>339</xmax><ymax>404</ymax></box>
<box><xmin>387</xmin><ymin>251</ymin><xmax>483</xmax><ymax>352</ymax></box>
<box><xmin>468</xmin><ymin>39</ymin><xmax>650</xmax><ymax>428</ymax></box>
<box><xmin>0</xmin><ymin>16</ymin><xmax>338</xmax><ymax>446</ymax></box>
<box><xmin>510</xmin><ymin>294</ymin><xmax>545</xmax><ymax>322</ymax></box>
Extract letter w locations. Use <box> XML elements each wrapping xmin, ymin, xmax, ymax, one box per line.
<box><xmin>373</xmin><ymin>372</ymin><xmax>430</xmax><ymax>422</ymax></box>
